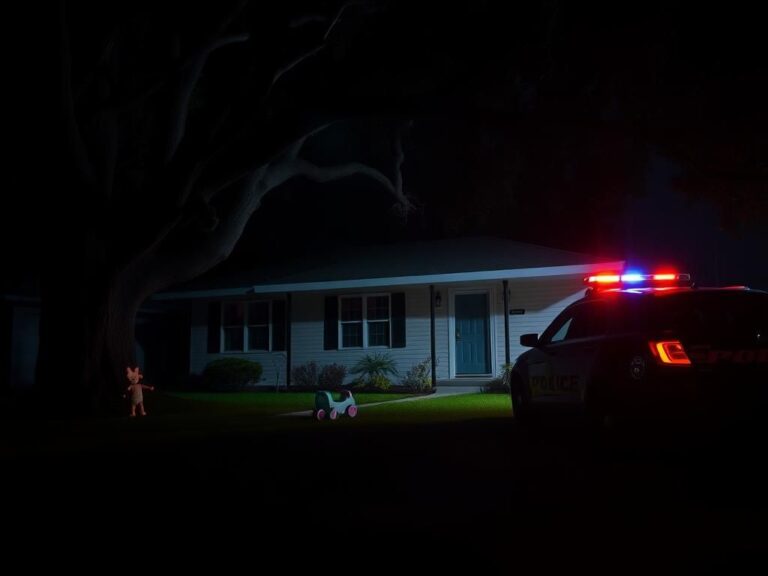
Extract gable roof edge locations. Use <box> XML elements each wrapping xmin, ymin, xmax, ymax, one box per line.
<box><xmin>154</xmin><ymin>260</ymin><xmax>625</xmax><ymax>300</ymax></box>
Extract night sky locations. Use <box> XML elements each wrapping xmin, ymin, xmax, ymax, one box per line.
<box><xmin>214</xmin><ymin>1</ymin><xmax>768</xmax><ymax>290</ymax></box>
<box><xmin>4</xmin><ymin>0</ymin><xmax>767</xmax><ymax>292</ymax></box>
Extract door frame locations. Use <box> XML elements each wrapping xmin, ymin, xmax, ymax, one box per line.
<box><xmin>448</xmin><ymin>288</ymin><xmax>496</xmax><ymax>377</ymax></box>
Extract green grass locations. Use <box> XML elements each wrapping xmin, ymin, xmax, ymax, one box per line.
<box><xmin>331</xmin><ymin>393</ymin><xmax>512</xmax><ymax>426</ymax></box>
<box><xmin>154</xmin><ymin>391</ymin><xmax>416</xmax><ymax>416</ymax></box>
<box><xmin>1</xmin><ymin>392</ymin><xmax>511</xmax><ymax>454</ymax></box>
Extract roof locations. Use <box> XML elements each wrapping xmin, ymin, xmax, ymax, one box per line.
<box><xmin>156</xmin><ymin>237</ymin><xmax>624</xmax><ymax>299</ymax></box>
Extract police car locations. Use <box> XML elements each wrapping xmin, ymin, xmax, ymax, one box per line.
<box><xmin>509</xmin><ymin>272</ymin><xmax>768</xmax><ymax>427</ymax></box>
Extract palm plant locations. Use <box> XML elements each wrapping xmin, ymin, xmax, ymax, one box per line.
<box><xmin>350</xmin><ymin>353</ymin><xmax>398</xmax><ymax>385</ymax></box>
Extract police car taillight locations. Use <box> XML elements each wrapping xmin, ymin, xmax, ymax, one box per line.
<box><xmin>649</xmin><ymin>340</ymin><xmax>692</xmax><ymax>366</ymax></box>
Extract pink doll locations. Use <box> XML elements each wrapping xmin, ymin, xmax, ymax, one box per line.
<box><xmin>125</xmin><ymin>366</ymin><xmax>154</xmax><ymax>417</ymax></box>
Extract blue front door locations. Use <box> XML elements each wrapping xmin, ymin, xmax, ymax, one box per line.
<box><xmin>455</xmin><ymin>293</ymin><xmax>490</xmax><ymax>375</ymax></box>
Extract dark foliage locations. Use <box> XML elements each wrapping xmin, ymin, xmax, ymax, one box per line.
<box><xmin>203</xmin><ymin>358</ymin><xmax>263</xmax><ymax>391</ymax></box>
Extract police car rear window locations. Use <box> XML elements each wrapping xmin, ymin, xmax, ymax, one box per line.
<box><xmin>541</xmin><ymin>300</ymin><xmax>610</xmax><ymax>343</ymax></box>
<box><xmin>648</xmin><ymin>291</ymin><xmax>768</xmax><ymax>338</ymax></box>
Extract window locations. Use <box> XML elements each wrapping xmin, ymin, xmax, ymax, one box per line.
<box><xmin>550</xmin><ymin>317</ymin><xmax>573</xmax><ymax>343</ymax></box>
<box><xmin>340</xmin><ymin>297</ymin><xmax>363</xmax><ymax>348</ymax></box>
<box><xmin>222</xmin><ymin>302</ymin><xmax>245</xmax><ymax>352</ymax></box>
<box><xmin>247</xmin><ymin>302</ymin><xmax>270</xmax><ymax>351</ymax></box>
<box><xmin>340</xmin><ymin>294</ymin><xmax>391</xmax><ymax>348</ymax></box>
<box><xmin>222</xmin><ymin>301</ymin><xmax>271</xmax><ymax>352</ymax></box>
<box><xmin>540</xmin><ymin>302</ymin><xmax>608</xmax><ymax>345</ymax></box>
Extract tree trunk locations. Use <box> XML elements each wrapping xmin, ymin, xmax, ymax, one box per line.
<box><xmin>37</xmin><ymin>266</ymin><xmax>141</xmax><ymax>417</ymax></box>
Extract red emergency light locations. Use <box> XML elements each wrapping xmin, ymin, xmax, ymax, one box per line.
<box><xmin>584</xmin><ymin>271</ymin><xmax>691</xmax><ymax>290</ymax></box>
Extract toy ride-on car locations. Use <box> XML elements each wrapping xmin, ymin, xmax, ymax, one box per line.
<box><xmin>314</xmin><ymin>390</ymin><xmax>357</xmax><ymax>420</ymax></box>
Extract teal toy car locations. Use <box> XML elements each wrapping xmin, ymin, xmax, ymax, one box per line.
<box><xmin>314</xmin><ymin>390</ymin><xmax>358</xmax><ymax>420</ymax></box>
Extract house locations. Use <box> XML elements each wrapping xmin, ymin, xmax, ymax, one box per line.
<box><xmin>1</xmin><ymin>290</ymin><xmax>189</xmax><ymax>392</ymax></box>
<box><xmin>156</xmin><ymin>237</ymin><xmax>624</xmax><ymax>388</ymax></box>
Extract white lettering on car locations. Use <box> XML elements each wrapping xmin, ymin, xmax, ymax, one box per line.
<box><xmin>688</xmin><ymin>347</ymin><xmax>768</xmax><ymax>364</ymax></box>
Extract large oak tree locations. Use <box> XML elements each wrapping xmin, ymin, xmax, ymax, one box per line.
<box><xmin>47</xmin><ymin>0</ymin><xmax>411</xmax><ymax>413</ymax></box>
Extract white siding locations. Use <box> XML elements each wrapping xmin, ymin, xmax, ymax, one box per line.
<box><xmin>188</xmin><ymin>276</ymin><xmax>587</xmax><ymax>385</ymax></box>
<box><xmin>189</xmin><ymin>302</ymin><xmax>287</xmax><ymax>387</ymax></box>
<box><xmin>10</xmin><ymin>306</ymin><xmax>39</xmax><ymax>388</ymax></box>
<box><xmin>503</xmin><ymin>276</ymin><xmax>587</xmax><ymax>365</ymax></box>
<box><xmin>291</xmin><ymin>287</ymin><xmax>447</xmax><ymax>383</ymax></box>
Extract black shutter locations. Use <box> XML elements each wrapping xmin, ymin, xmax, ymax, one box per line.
<box><xmin>324</xmin><ymin>296</ymin><xmax>338</xmax><ymax>350</ymax></box>
<box><xmin>391</xmin><ymin>292</ymin><xmax>406</xmax><ymax>348</ymax></box>
<box><xmin>272</xmin><ymin>300</ymin><xmax>287</xmax><ymax>351</ymax></box>
<box><xmin>207</xmin><ymin>302</ymin><xmax>221</xmax><ymax>353</ymax></box>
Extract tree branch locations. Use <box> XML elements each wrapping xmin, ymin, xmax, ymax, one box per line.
<box><xmin>289</xmin><ymin>14</ymin><xmax>328</xmax><ymax>29</ymax></box>
<box><xmin>392</xmin><ymin>122</ymin><xmax>411</xmax><ymax>201</ymax></box>
<box><xmin>165</xmin><ymin>33</ymin><xmax>250</xmax><ymax>163</ymax></box>
<box><xmin>286</xmin><ymin>122</ymin><xmax>335</xmax><ymax>159</ymax></box>
<box><xmin>268</xmin><ymin>44</ymin><xmax>325</xmax><ymax>93</ymax></box>
<box><xmin>60</xmin><ymin>0</ymin><xmax>96</xmax><ymax>189</ymax></box>
<box><xmin>142</xmin><ymin>170</ymin><xmax>266</xmax><ymax>297</ymax></box>
<box><xmin>113</xmin><ymin>2</ymin><xmax>248</xmax><ymax>119</ymax></box>
<box><xmin>266</xmin><ymin>2</ymin><xmax>365</xmax><ymax>100</ymax></box>
<box><xmin>73</xmin><ymin>23</ymin><xmax>121</xmax><ymax>102</ymax></box>
<box><xmin>264</xmin><ymin>157</ymin><xmax>410</xmax><ymax>210</ymax></box>
<box><xmin>324</xmin><ymin>1</ymin><xmax>361</xmax><ymax>40</ymax></box>
<box><xmin>197</xmin><ymin>121</ymin><xmax>338</xmax><ymax>202</ymax></box>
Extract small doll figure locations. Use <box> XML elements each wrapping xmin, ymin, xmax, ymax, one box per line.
<box><xmin>125</xmin><ymin>366</ymin><xmax>154</xmax><ymax>417</ymax></box>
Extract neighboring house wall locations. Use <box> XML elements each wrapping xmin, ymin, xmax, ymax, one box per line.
<box><xmin>1</xmin><ymin>301</ymin><xmax>11</xmax><ymax>391</ymax></box>
<box><xmin>189</xmin><ymin>275</ymin><xmax>586</xmax><ymax>384</ymax></box>
<box><xmin>10</xmin><ymin>306</ymin><xmax>39</xmax><ymax>389</ymax></box>
<box><xmin>7</xmin><ymin>304</ymin><xmax>189</xmax><ymax>390</ymax></box>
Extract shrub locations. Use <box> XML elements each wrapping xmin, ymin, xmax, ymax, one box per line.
<box><xmin>368</xmin><ymin>374</ymin><xmax>392</xmax><ymax>391</ymax></box>
<box><xmin>319</xmin><ymin>363</ymin><xmax>347</xmax><ymax>389</ymax></box>
<box><xmin>350</xmin><ymin>353</ymin><xmax>398</xmax><ymax>385</ymax></box>
<box><xmin>482</xmin><ymin>363</ymin><xmax>513</xmax><ymax>393</ymax></box>
<box><xmin>291</xmin><ymin>361</ymin><xmax>319</xmax><ymax>388</ymax></box>
<box><xmin>203</xmin><ymin>358</ymin><xmax>263</xmax><ymax>391</ymax></box>
<box><xmin>401</xmin><ymin>358</ymin><xmax>432</xmax><ymax>392</ymax></box>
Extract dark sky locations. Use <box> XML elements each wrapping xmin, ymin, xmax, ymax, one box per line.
<box><xmin>212</xmin><ymin>1</ymin><xmax>768</xmax><ymax>289</ymax></box>
<box><xmin>4</xmin><ymin>1</ymin><xmax>768</xmax><ymax>292</ymax></box>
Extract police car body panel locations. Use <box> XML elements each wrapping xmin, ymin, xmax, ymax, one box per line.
<box><xmin>510</xmin><ymin>272</ymin><xmax>768</xmax><ymax>424</ymax></box>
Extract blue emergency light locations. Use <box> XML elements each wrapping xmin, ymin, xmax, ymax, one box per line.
<box><xmin>584</xmin><ymin>271</ymin><xmax>691</xmax><ymax>290</ymax></box>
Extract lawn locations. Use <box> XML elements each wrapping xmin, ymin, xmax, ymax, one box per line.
<box><xmin>358</xmin><ymin>393</ymin><xmax>511</xmax><ymax>422</ymax></box>
<box><xmin>155</xmin><ymin>390</ymin><xmax>416</xmax><ymax>416</ymax></box>
<box><xmin>1</xmin><ymin>392</ymin><xmax>512</xmax><ymax>454</ymax></box>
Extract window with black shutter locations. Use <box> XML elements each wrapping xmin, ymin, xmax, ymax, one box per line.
<box><xmin>324</xmin><ymin>296</ymin><xmax>339</xmax><ymax>350</ymax></box>
<box><xmin>207</xmin><ymin>302</ymin><xmax>221</xmax><ymax>353</ymax></box>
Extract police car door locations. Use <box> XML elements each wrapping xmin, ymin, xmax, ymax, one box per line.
<box><xmin>532</xmin><ymin>301</ymin><xmax>608</xmax><ymax>404</ymax></box>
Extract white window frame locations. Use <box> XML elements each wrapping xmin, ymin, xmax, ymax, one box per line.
<box><xmin>338</xmin><ymin>293</ymin><xmax>392</xmax><ymax>349</ymax></box>
<box><xmin>220</xmin><ymin>300</ymin><xmax>272</xmax><ymax>353</ymax></box>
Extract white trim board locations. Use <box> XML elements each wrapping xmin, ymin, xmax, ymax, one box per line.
<box><xmin>155</xmin><ymin>261</ymin><xmax>625</xmax><ymax>300</ymax></box>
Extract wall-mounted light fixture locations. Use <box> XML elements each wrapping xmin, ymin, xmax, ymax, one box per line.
<box><xmin>435</xmin><ymin>290</ymin><xmax>442</xmax><ymax>308</ymax></box>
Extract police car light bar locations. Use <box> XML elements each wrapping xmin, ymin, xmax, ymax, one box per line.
<box><xmin>584</xmin><ymin>272</ymin><xmax>691</xmax><ymax>288</ymax></box>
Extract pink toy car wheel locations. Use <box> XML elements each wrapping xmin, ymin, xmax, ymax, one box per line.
<box><xmin>329</xmin><ymin>408</ymin><xmax>338</xmax><ymax>420</ymax></box>
<box><xmin>346</xmin><ymin>405</ymin><xmax>358</xmax><ymax>418</ymax></box>
<box><xmin>315</xmin><ymin>409</ymin><xmax>325</xmax><ymax>420</ymax></box>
